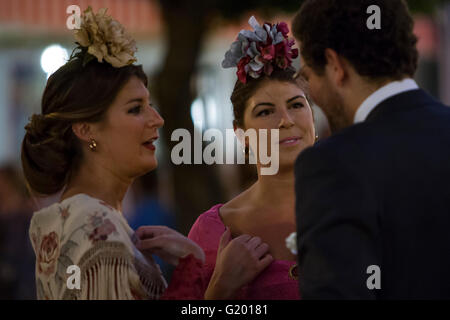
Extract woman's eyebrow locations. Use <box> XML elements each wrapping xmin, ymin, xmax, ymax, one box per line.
<box><xmin>252</xmin><ymin>102</ymin><xmax>275</xmax><ymax>112</ymax></box>
<box><xmin>286</xmin><ymin>95</ymin><xmax>305</xmax><ymax>103</ymax></box>
<box><xmin>125</xmin><ymin>98</ymin><xmax>144</xmax><ymax>105</ymax></box>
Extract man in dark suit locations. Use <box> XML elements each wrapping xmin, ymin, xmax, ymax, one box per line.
<box><xmin>291</xmin><ymin>0</ymin><xmax>450</xmax><ymax>299</ymax></box>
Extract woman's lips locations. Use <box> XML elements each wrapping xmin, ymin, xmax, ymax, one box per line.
<box><xmin>143</xmin><ymin>137</ymin><xmax>158</xmax><ymax>151</ymax></box>
<box><xmin>143</xmin><ymin>141</ymin><xmax>156</xmax><ymax>151</ymax></box>
<box><xmin>279</xmin><ymin>136</ymin><xmax>301</xmax><ymax>146</ymax></box>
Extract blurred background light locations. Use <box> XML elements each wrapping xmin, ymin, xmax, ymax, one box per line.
<box><xmin>190</xmin><ymin>97</ymin><xmax>205</xmax><ymax>130</ymax></box>
<box><xmin>40</xmin><ymin>44</ymin><xmax>68</xmax><ymax>78</ymax></box>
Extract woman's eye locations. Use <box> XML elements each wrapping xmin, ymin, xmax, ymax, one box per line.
<box><xmin>292</xmin><ymin>102</ymin><xmax>304</xmax><ymax>109</ymax></box>
<box><xmin>257</xmin><ymin>109</ymin><xmax>273</xmax><ymax>117</ymax></box>
<box><xmin>128</xmin><ymin>106</ymin><xmax>142</xmax><ymax>114</ymax></box>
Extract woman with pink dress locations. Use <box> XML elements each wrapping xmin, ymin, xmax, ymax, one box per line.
<box><xmin>166</xmin><ymin>16</ymin><xmax>317</xmax><ymax>300</ymax></box>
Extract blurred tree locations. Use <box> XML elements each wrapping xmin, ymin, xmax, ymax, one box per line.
<box><xmin>150</xmin><ymin>0</ymin><xmax>449</xmax><ymax>234</ymax></box>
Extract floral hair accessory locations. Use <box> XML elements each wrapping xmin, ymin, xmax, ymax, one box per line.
<box><xmin>222</xmin><ymin>16</ymin><xmax>299</xmax><ymax>84</ymax></box>
<box><xmin>73</xmin><ymin>6</ymin><xmax>137</xmax><ymax>68</ymax></box>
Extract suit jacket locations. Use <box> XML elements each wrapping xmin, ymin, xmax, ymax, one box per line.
<box><xmin>295</xmin><ymin>89</ymin><xmax>450</xmax><ymax>299</ymax></box>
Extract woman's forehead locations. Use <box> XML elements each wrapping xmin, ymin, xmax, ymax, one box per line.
<box><xmin>251</xmin><ymin>81</ymin><xmax>306</xmax><ymax>101</ymax></box>
<box><xmin>116</xmin><ymin>77</ymin><xmax>149</xmax><ymax>102</ymax></box>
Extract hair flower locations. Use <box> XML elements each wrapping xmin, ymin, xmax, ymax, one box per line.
<box><xmin>73</xmin><ymin>6</ymin><xmax>137</xmax><ymax>68</ymax></box>
<box><xmin>222</xmin><ymin>16</ymin><xmax>298</xmax><ymax>84</ymax></box>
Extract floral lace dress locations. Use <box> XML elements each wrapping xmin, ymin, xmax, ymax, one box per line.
<box><xmin>29</xmin><ymin>194</ymin><xmax>170</xmax><ymax>300</ymax></box>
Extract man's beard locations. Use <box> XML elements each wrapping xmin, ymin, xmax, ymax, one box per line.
<box><xmin>314</xmin><ymin>86</ymin><xmax>353</xmax><ymax>134</ymax></box>
<box><xmin>324</xmin><ymin>102</ymin><xmax>353</xmax><ymax>134</ymax></box>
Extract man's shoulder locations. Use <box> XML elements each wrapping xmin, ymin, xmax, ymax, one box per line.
<box><xmin>296</xmin><ymin>98</ymin><xmax>450</xmax><ymax>176</ymax></box>
<box><xmin>296</xmin><ymin>123</ymin><xmax>374</xmax><ymax>164</ymax></box>
<box><xmin>300</xmin><ymin>96</ymin><xmax>450</xmax><ymax>157</ymax></box>
<box><xmin>295</xmin><ymin>118</ymin><xmax>402</xmax><ymax>176</ymax></box>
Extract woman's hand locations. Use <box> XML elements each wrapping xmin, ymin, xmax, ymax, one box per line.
<box><xmin>134</xmin><ymin>226</ymin><xmax>205</xmax><ymax>266</ymax></box>
<box><xmin>204</xmin><ymin>227</ymin><xmax>273</xmax><ymax>299</ymax></box>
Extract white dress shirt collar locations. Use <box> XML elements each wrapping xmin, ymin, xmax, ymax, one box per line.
<box><xmin>353</xmin><ymin>78</ymin><xmax>419</xmax><ymax>124</ymax></box>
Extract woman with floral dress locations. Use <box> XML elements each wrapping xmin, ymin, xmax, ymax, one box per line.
<box><xmin>23</xmin><ymin>7</ymin><xmax>269</xmax><ymax>300</ymax></box>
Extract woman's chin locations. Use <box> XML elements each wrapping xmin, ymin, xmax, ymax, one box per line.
<box><xmin>278</xmin><ymin>158</ymin><xmax>297</xmax><ymax>171</ymax></box>
<box><xmin>279</xmin><ymin>149</ymin><xmax>305</xmax><ymax>168</ymax></box>
<box><xmin>140</xmin><ymin>158</ymin><xmax>158</xmax><ymax>174</ymax></box>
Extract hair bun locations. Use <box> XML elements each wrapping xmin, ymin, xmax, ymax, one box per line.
<box><xmin>22</xmin><ymin>113</ymin><xmax>75</xmax><ymax>195</ymax></box>
<box><xmin>24</xmin><ymin>114</ymin><xmax>59</xmax><ymax>149</ymax></box>
<box><xmin>25</xmin><ymin>114</ymin><xmax>46</xmax><ymax>136</ymax></box>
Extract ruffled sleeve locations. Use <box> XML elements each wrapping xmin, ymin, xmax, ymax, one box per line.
<box><xmin>160</xmin><ymin>254</ymin><xmax>207</xmax><ymax>300</ymax></box>
<box><xmin>160</xmin><ymin>205</ymin><xmax>225</xmax><ymax>300</ymax></box>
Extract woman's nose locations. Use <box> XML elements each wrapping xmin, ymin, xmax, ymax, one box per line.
<box><xmin>148</xmin><ymin>106</ymin><xmax>164</xmax><ymax>128</ymax></box>
<box><xmin>278</xmin><ymin>110</ymin><xmax>294</xmax><ymax>128</ymax></box>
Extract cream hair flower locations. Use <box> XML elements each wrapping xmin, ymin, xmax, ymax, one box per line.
<box><xmin>74</xmin><ymin>7</ymin><xmax>137</xmax><ymax>68</ymax></box>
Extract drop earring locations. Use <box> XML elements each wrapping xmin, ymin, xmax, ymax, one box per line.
<box><xmin>89</xmin><ymin>138</ymin><xmax>97</xmax><ymax>151</ymax></box>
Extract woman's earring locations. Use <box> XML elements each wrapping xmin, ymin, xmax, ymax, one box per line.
<box><xmin>89</xmin><ymin>138</ymin><xmax>97</xmax><ymax>152</ymax></box>
<box><xmin>315</xmin><ymin>135</ymin><xmax>319</xmax><ymax>143</ymax></box>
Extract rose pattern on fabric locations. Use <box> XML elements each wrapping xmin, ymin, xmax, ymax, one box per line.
<box><xmin>37</xmin><ymin>232</ymin><xmax>60</xmax><ymax>277</ymax></box>
<box><xmin>30</xmin><ymin>194</ymin><xmax>175</xmax><ymax>299</ymax></box>
<box><xmin>88</xmin><ymin>218</ymin><xmax>117</xmax><ymax>243</ymax></box>
<box><xmin>85</xmin><ymin>211</ymin><xmax>118</xmax><ymax>244</ymax></box>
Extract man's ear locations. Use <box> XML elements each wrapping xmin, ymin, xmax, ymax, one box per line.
<box><xmin>324</xmin><ymin>48</ymin><xmax>348</xmax><ymax>87</ymax></box>
<box><xmin>72</xmin><ymin>122</ymin><xmax>94</xmax><ymax>143</ymax></box>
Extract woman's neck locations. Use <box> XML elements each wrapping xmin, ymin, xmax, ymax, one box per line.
<box><xmin>252</xmin><ymin>166</ymin><xmax>296</xmax><ymax>212</ymax></box>
<box><xmin>61</xmin><ymin>161</ymin><xmax>131</xmax><ymax>212</ymax></box>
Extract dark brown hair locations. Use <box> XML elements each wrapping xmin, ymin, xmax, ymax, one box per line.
<box><xmin>292</xmin><ymin>0</ymin><xmax>418</xmax><ymax>79</ymax></box>
<box><xmin>231</xmin><ymin>67</ymin><xmax>310</xmax><ymax>128</ymax></box>
<box><xmin>21</xmin><ymin>57</ymin><xmax>147</xmax><ymax>196</ymax></box>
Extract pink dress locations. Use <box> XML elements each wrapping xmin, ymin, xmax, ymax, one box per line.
<box><xmin>187</xmin><ymin>204</ymin><xmax>300</xmax><ymax>300</ymax></box>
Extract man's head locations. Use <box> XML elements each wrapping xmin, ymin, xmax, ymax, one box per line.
<box><xmin>292</xmin><ymin>0</ymin><xmax>418</xmax><ymax>132</ymax></box>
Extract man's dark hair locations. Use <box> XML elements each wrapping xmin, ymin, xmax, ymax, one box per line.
<box><xmin>292</xmin><ymin>0</ymin><xmax>418</xmax><ymax>80</ymax></box>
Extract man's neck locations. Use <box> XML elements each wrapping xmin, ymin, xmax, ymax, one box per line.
<box><xmin>345</xmin><ymin>77</ymin><xmax>395</xmax><ymax>121</ymax></box>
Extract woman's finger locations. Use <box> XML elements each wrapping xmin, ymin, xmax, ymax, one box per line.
<box><xmin>135</xmin><ymin>225</ymin><xmax>173</xmax><ymax>240</ymax></box>
<box><xmin>254</xmin><ymin>242</ymin><xmax>270</xmax><ymax>259</ymax></box>
<box><xmin>258</xmin><ymin>254</ymin><xmax>274</xmax><ymax>270</ymax></box>
<box><xmin>218</xmin><ymin>227</ymin><xmax>232</xmax><ymax>253</ymax></box>
<box><xmin>234</xmin><ymin>234</ymin><xmax>252</xmax><ymax>243</ymax></box>
<box><xmin>135</xmin><ymin>235</ymin><xmax>168</xmax><ymax>251</ymax></box>
<box><xmin>246</xmin><ymin>236</ymin><xmax>262</xmax><ymax>250</ymax></box>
